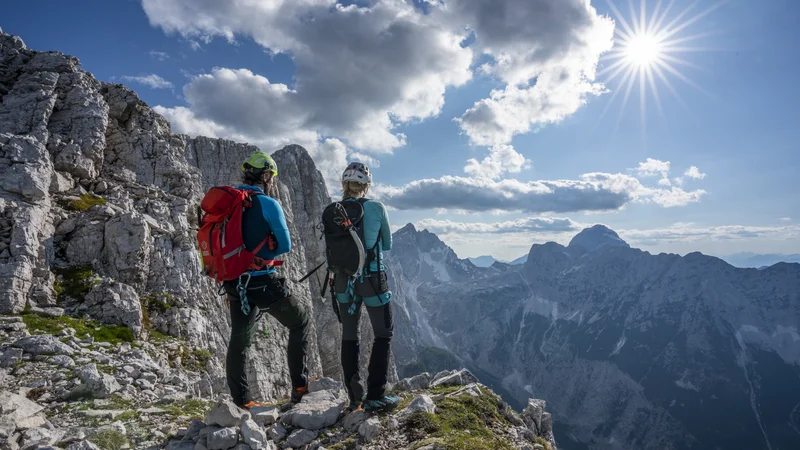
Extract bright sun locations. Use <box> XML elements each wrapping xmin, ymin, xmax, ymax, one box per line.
<box><xmin>598</xmin><ymin>0</ymin><xmax>724</xmax><ymax>130</ymax></box>
<box><xmin>625</xmin><ymin>33</ymin><xmax>663</xmax><ymax>67</ymax></box>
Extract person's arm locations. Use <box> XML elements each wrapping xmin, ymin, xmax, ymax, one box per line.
<box><xmin>260</xmin><ymin>196</ymin><xmax>292</xmax><ymax>255</ymax></box>
<box><xmin>379</xmin><ymin>202</ymin><xmax>392</xmax><ymax>251</ymax></box>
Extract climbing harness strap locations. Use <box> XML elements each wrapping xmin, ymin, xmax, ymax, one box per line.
<box><xmin>237</xmin><ymin>273</ymin><xmax>253</xmax><ymax>315</ymax></box>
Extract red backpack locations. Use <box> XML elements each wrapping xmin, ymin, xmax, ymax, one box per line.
<box><xmin>196</xmin><ymin>186</ymin><xmax>282</xmax><ymax>283</ymax></box>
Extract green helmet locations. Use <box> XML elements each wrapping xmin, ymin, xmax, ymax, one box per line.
<box><xmin>241</xmin><ymin>151</ymin><xmax>278</xmax><ymax>177</ymax></box>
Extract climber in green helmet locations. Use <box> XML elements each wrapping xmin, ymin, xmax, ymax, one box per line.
<box><xmin>221</xmin><ymin>150</ymin><xmax>311</xmax><ymax>409</ymax></box>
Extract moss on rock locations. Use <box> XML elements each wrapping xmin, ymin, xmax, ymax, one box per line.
<box><xmin>67</xmin><ymin>193</ymin><xmax>107</xmax><ymax>211</ymax></box>
<box><xmin>22</xmin><ymin>313</ymin><xmax>134</xmax><ymax>344</ymax></box>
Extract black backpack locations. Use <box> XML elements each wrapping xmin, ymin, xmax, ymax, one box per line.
<box><xmin>322</xmin><ymin>198</ymin><xmax>371</xmax><ymax>276</ymax></box>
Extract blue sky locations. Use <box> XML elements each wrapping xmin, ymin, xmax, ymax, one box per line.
<box><xmin>4</xmin><ymin>0</ymin><xmax>800</xmax><ymax>260</ymax></box>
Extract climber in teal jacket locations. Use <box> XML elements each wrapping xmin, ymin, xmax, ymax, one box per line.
<box><xmin>334</xmin><ymin>162</ymin><xmax>398</xmax><ymax>412</ymax></box>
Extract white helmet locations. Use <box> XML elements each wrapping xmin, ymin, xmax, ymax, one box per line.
<box><xmin>342</xmin><ymin>162</ymin><xmax>372</xmax><ymax>185</ymax></box>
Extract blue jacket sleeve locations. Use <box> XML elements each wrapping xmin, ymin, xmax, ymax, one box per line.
<box><xmin>379</xmin><ymin>202</ymin><xmax>392</xmax><ymax>251</ymax></box>
<box><xmin>259</xmin><ymin>196</ymin><xmax>291</xmax><ymax>256</ymax></box>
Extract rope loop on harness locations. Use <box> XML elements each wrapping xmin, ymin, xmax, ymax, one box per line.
<box><xmin>237</xmin><ymin>272</ymin><xmax>253</xmax><ymax>315</ymax></box>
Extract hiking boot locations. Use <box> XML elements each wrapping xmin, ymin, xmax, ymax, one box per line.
<box><xmin>363</xmin><ymin>395</ymin><xmax>399</xmax><ymax>412</ymax></box>
<box><xmin>347</xmin><ymin>401</ymin><xmax>362</xmax><ymax>412</ymax></box>
<box><xmin>242</xmin><ymin>401</ymin><xmax>263</xmax><ymax>410</ymax></box>
<box><xmin>291</xmin><ymin>385</ymin><xmax>309</xmax><ymax>403</ymax></box>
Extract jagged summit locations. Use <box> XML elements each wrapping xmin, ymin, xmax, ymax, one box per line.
<box><xmin>396</xmin><ymin>222</ymin><xmax>417</xmax><ymax>234</ymax></box>
<box><xmin>568</xmin><ymin>224</ymin><xmax>629</xmax><ymax>252</ymax></box>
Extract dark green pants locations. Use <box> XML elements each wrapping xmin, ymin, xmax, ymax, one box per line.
<box><xmin>224</xmin><ymin>273</ymin><xmax>309</xmax><ymax>407</ymax></box>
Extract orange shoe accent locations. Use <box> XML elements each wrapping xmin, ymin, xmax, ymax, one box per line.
<box><xmin>242</xmin><ymin>401</ymin><xmax>262</xmax><ymax>409</ymax></box>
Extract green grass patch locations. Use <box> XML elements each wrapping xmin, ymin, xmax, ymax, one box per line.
<box><xmin>52</xmin><ymin>265</ymin><xmax>100</xmax><ymax>303</ymax></box>
<box><xmin>140</xmin><ymin>292</ymin><xmax>173</xmax><ymax>312</ymax></box>
<box><xmin>116</xmin><ymin>411</ymin><xmax>140</xmax><ymax>422</ymax></box>
<box><xmin>428</xmin><ymin>385</ymin><xmax>462</xmax><ymax>396</ymax></box>
<box><xmin>162</xmin><ymin>398</ymin><xmax>212</xmax><ymax>420</ymax></box>
<box><xmin>96</xmin><ymin>364</ymin><xmax>116</xmax><ymax>374</ymax></box>
<box><xmin>186</xmin><ymin>348</ymin><xmax>213</xmax><ymax>371</ymax></box>
<box><xmin>21</xmin><ymin>313</ymin><xmax>134</xmax><ymax>345</ymax></box>
<box><xmin>401</xmin><ymin>387</ymin><xmax>515</xmax><ymax>450</ymax></box>
<box><xmin>328</xmin><ymin>437</ymin><xmax>357</xmax><ymax>450</ymax></box>
<box><xmin>67</xmin><ymin>193</ymin><xmax>107</xmax><ymax>212</ymax></box>
<box><xmin>403</xmin><ymin>411</ymin><xmax>441</xmax><ymax>441</ymax></box>
<box><xmin>89</xmin><ymin>429</ymin><xmax>128</xmax><ymax>450</ymax></box>
<box><xmin>396</xmin><ymin>393</ymin><xmax>414</xmax><ymax>411</ymax></box>
<box><xmin>105</xmin><ymin>395</ymin><xmax>135</xmax><ymax>410</ymax></box>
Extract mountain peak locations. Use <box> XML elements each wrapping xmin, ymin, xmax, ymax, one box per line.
<box><xmin>568</xmin><ymin>224</ymin><xmax>629</xmax><ymax>252</ymax></box>
<box><xmin>397</xmin><ymin>223</ymin><xmax>417</xmax><ymax>234</ymax></box>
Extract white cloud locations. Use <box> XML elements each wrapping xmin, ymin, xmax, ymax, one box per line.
<box><xmin>443</xmin><ymin>0</ymin><xmax>615</xmax><ymax>146</ymax></box>
<box><xmin>619</xmin><ymin>224</ymin><xmax>800</xmax><ymax>245</ymax></box>
<box><xmin>647</xmin><ymin>187</ymin><xmax>707</xmax><ymax>208</ymax></box>
<box><xmin>464</xmin><ymin>144</ymin><xmax>531</xmax><ymax>180</ymax></box>
<box><xmin>457</xmin><ymin>69</ymin><xmax>609</xmax><ymax>147</ymax></box>
<box><xmin>633</xmin><ymin>158</ymin><xmax>671</xmax><ymax>178</ymax></box>
<box><xmin>148</xmin><ymin>50</ymin><xmax>170</xmax><ymax>61</ymax></box>
<box><xmin>141</xmin><ymin>0</ymin><xmax>472</xmax><ymax>153</ymax></box>
<box><xmin>631</xmin><ymin>159</ymin><xmax>708</xmax><ymax>193</ymax></box>
<box><xmin>684</xmin><ymin>166</ymin><xmax>707</xmax><ymax>180</ymax></box>
<box><xmin>779</xmin><ymin>217</ymin><xmax>792</xmax><ymax>222</ymax></box>
<box><xmin>373</xmin><ymin>164</ymin><xmax>706</xmax><ymax>213</ymax></box>
<box><xmin>416</xmin><ymin>217</ymin><xmax>582</xmax><ymax>234</ymax></box>
<box><xmin>120</xmin><ymin>74</ymin><xmax>173</xmax><ymax>89</ymax></box>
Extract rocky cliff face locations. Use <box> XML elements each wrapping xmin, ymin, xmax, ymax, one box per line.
<box><xmin>0</xmin><ymin>29</ymin><xmax>339</xmax><ymax>402</ymax></box>
<box><xmin>389</xmin><ymin>224</ymin><xmax>800</xmax><ymax>450</ymax></box>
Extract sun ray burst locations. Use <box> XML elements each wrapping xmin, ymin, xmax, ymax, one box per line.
<box><xmin>600</xmin><ymin>0</ymin><xmax>722</xmax><ymax>134</ymax></box>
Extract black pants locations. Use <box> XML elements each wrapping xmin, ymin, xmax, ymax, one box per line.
<box><xmin>340</xmin><ymin>300</ymin><xmax>394</xmax><ymax>403</ymax></box>
<box><xmin>224</xmin><ymin>273</ymin><xmax>309</xmax><ymax>407</ymax></box>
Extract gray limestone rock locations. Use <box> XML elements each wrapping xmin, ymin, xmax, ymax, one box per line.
<box><xmin>65</xmin><ymin>440</ymin><xmax>101</xmax><ymax>450</ymax></box>
<box><xmin>11</xmin><ymin>335</ymin><xmax>74</xmax><ymax>356</ymax></box>
<box><xmin>342</xmin><ymin>409</ymin><xmax>367</xmax><ymax>432</ymax></box>
<box><xmin>69</xmin><ymin>364</ymin><xmax>120</xmax><ymax>399</ymax></box>
<box><xmin>250</xmin><ymin>406</ymin><xmax>280</xmax><ymax>426</ymax></box>
<box><xmin>83</xmin><ymin>279</ymin><xmax>142</xmax><ymax>336</ymax></box>
<box><xmin>103</xmin><ymin>212</ymin><xmax>151</xmax><ymax>290</ymax></box>
<box><xmin>240</xmin><ymin>418</ymin><xmax>268</xmax><ymax>450</ymax></box>
<box><xmin>266</xmin><ymin>423</ymin><xmax>286</xmax><ymax>443</ymax></box>
<box><xmin>308</xmin><ymin>377</ymin><xmax>343</xmax><ymax>394</ymax></box>
<box><xmin>430</xmin><ymin>369</ymin><xmax>478</xmax><ymax>387</ymax></box>
<box><xmin>357</xmin><ymin>417</ymin><xmax>382</xmax><ymax>442</ymax></box>
<box><xmin>182</xmin><ymin>419</ymin><xmax>206</xmax><ymax>441</ymax></box>
<box><xmin>395</xmin><ymin>372</ymin><xmax>432</xmax><ymax>391</ymax></box>
<box><xmin>0</xmin><ymin>391</ymin><xmax>44</xmax><ymax>426</ymax></box>
<box><xmin>396</xmin><ymin>394</ymin><xmax>436</xmax><ymax>420</ymax></box>
<box><xmin>205</xmin><ymin>396</ymin><xmax>248</xmax><ymax>428</ymax></box>
<box><xmin>48</xmin><ymin>355</ymin><xmax>74</xmax><ymax>368</ymax></box>
<box><xmin>167</xmin><ymin>441</ymin><xmax>197</xmax><ymax>450</ymax></box>
<box><xmin>284</xmin><ymin>429</ymin><xmax>317</xmax><ymax>449</ymax></box>
<box><xmin>522</xmin><ymin>399</ymin><xmax>546</xmax><ymax>435</ymax></box>
<box><xmin>206</xmin><ymin>427</ymin><xmax>238</xmax><ymax>450</ymax></box>
<box><xmin>280</xmin><ymin>389</ymin><xmax>344</xmax><ymax>430</ymax></box>
<box><xmin>1</xmin><ymin>348</ymin><xmax>23</xmax><ymax>368</ymax></box>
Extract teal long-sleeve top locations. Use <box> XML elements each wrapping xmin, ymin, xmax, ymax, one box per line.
<box><xmin>238</xmin><ymin>185</ymin><xmax>291</xmax><ymax>274</ymax></box>
<box><xmin>343</xmin><ymin>197</ymin><xmax>391</xmax><ymax>272</ymax></box>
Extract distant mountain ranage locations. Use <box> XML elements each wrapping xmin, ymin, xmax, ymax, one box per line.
<box><xmin>386</xmin><ymin>224</ymin><xmax>800</xmax><ymax>450</ymax></box>
<box><xmin>721</xmin><ymin>251</ymin><xmax>800</xmax><ymax>268</ymax></box>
